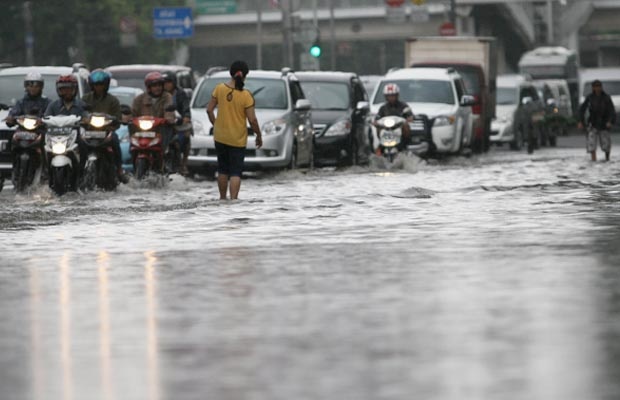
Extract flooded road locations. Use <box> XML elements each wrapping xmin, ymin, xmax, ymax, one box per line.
<box><xmin>1</xmin><ymin>138</ymin><xmax>620</xmax><ymax>400</ymax></box>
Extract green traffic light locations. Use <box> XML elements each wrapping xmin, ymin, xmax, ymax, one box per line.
<box><xmin>309</xmin><ymin>44</ymin><xmax>322</xmax><ymax>58</ymax></box>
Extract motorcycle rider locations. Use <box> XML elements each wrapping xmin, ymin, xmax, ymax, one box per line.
<box><xmin>132</xmin><ymin>71</ymin><xmax>175</xmax><ymax>125</ymax></box>
<box><xmin>373</xmin><ymin>83</ymin><xmax>413</xmax><ymax>152</ymax></box>
<box><xmin>162</xmin><ymin>71</ymin><xmax>192</xmax><ymax>175</ymax></box>
<box><xmin>5</xmin><ymin>72</ymin><xmax>51</xmax><ymax>181</ymax></box>
<box><xmin>82</xmin><ymin>69</ymin><xmax>128</xmax><ymax>183</ymax></box>
<box><xmin>44</xmin><ymin>75</ymin><xmax>88</xmax><ymax>174</ymax></box>
<box><xmin>578</xmin><ymin>80</ymin><xmax>616</xmax><ymax>161</ymax></box>
<box><xmin>6</xmin><ymin>72</ymin><xmax>51</xmax><ymax>125</ymax></box>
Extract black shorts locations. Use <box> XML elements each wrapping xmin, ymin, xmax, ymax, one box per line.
<box><xmin>215</xmin><ymin>141</ymin><xmax>245</xmax><ymax>177</ymax></box>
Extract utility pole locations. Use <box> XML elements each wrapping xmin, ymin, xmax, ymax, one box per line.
<box><xmin>257</xmin><ymin>1</ymin><xmax>263</xmax><ymax>69</ymax></box>
<box><xmin>281</xmin><ymin>0</ymin><xmax>294</xmax><ymax>68</ymax></box>
<box><xmin>546</xmin><ymin>0</ymin><xmax>554</xmax><ymax>44</ymax></box>
<box><xmin>329</xmin><ymin>1</ymin><xmax>335</xmax><ymax>70</ymax></box>
<box><xmin>449</xmin><ymin>0</ymin><xmax>457</xmax><ymax>25</ymax></box>
<box><xmin>23</xmin><ymin>1</ymin><xmax>34</xmax><ymax>65</ymax></box>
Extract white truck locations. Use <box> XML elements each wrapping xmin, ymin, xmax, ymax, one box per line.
<box><xmin>404</xmin><ymin>37</ymin><xmax>497</xmax><ymax>153</ymax></box>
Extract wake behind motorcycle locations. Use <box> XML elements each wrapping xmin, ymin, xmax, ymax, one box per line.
<box><xmin>11</xmin><ymin>115</ymin><xmax>44</xmax><ymax>192</ymax></box>
<box><xmin>43</xmin><ymin>115</ymin><xmax>82</xmax><ymax>196</ymax></box>
<box><xmin>129</xmin><ymin>116</ymin><xmax>168</xmax><ymax>180</ymax></box>
<box><xmin>81</xmin><ymin>113</ymin><xmax>119</xmax><ymax>191</ymax></box>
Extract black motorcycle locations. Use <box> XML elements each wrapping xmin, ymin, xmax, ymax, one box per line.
<box><xmin>81</xmin><ymin>113</ymin><xmax>119</xmax><ymax>191</ymax></box>
<box><xmin>11</xmin><ymin>115</ymin><xmax>44</xmax><ymax>192</ymax></box>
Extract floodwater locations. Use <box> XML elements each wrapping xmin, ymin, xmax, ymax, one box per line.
<box><xmin>1</xmin><ymin>141</ymin><xmax>620</xmax><ymax>400</ymax></box>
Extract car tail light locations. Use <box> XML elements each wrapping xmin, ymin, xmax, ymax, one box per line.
<box><xmin>472</xmin><ymin>95</ymin><xmax>482</xmax><ymax>115</ymax></box>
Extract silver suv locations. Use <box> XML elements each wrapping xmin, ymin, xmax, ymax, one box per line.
<box><xmin>0</xmin><ymin>64</ymin><xmax>90</xmax><ymax>191</ymax></box>
<box><xmin>188</xmin><ymin>68</ymin><xmax>314</xmax><ymax>174</ymax></box>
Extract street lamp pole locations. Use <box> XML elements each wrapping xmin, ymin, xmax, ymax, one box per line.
<box><xmin>257</xmin><ymin>1</ymin><xmax>263</xmax><ymax>69</ymax></box>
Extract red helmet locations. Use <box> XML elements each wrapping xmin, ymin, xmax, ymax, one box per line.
<box><xmin>144</xmin><ymin>72</ymin><xmax>164</xmax><ymax>88</ymax></box>
<box><xmin>56</xmin><ymin>74</ymin><xmax>78</xmax><ymax>97</ymax></box>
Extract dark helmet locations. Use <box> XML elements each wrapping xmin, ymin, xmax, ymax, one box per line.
<box><xmin>56</xmin><ymin>74</ymin><xmax>78</xmax><ymax>97</ymax></box>
<box><xmin>161</xmin><ymin>71</ymin><xmax>177</xmax><ymax>87</ymax></box>
<box><xmin>88</xmin><ymin>69</ymin><xmax>111</xmax><ymax>91</ymax></box>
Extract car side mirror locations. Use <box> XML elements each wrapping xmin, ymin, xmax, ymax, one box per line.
<box><xmin>294</xmin><ymin>99</ymin><xmax>312</xmax><ymax>111</ymax></box>
<box><xmin>356</xmin><ymin>101</ymin><xmax>370</xmax><ymax>111</ymax></box>
<box><xmin>460</xmin><ymin>95</ymin><xmax>476</xmax><ymax>107</ymax></box>
<box><xmin>521</xmin><ymin>96</ymin><xmax>533</xmax><ymax>106</ymax></box>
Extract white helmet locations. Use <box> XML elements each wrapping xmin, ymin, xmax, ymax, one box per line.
<box><xmin>24</xmin><ymin>71</ymin><xmax>44</xmax><ymax>88</ymax></box>
<box><xmin>383</xmin><ymin>83</ymin><xmax>400</xmax><ymax>96</ymax></box>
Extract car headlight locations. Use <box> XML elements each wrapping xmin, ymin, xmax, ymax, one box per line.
<box><xmin>434</xmin><ymin>115</ymin><xmax>456</xmax><ymax>127</ymax></box>
<box><xmin>323</xmin><ymin>119</ymin><xmax>352</xmax><ymax>137</ymax></box>
<box><xmin>262</xmin><ymin>119</ymin><xmax>287</xmax><ymax>135</ymax></box>
<box><xmin>192</xmin><ymin>119</ymin><xmax>207</xmax><ymax>136</ymax></box>
<box><xmin>138</xmin><ymin>120</ymin><xmax>155</xmax><ymax>131</ymax></box>
<box><xmin>52</xmin><ymin>142</ymin><xmax>67</xmax><ymax>155</ymax></box>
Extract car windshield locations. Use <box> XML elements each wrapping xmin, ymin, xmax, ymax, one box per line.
<box><xmin>497</xmin><ymin>87</ymin><xmax>517</xmax><ymax>105</ymax></box>
<box><xmin>584</xmin><ymin>80</ymin><xmax>620</xmax><ymax>96</ymax></box>
<box><xmin>373</xmin><ymin>79</ymin><xmax>455</xmax><ymax>105</ymax></box>
<box><xmin>109</xmin><ymin>89</ymin><xmax>140</xmax><ymax>107</ymax></box>
<box><xmin>0</xmin><ymin>74</ymin><xmax>60</xmax><ymax>106</ymax></box>
<box><xmin>299</xmin><ymin>81</ymin><xmax>350</xmax><ymax>110</ymax></box>
<box><xmin>193</xmin><ymin>77</ymin><xmax>288</xmax><ymax>110</ymax></box>
<box><xmin>107</xmin><ymin>70</ymin><xmax>162</xmax><ymax>89</ymax></box>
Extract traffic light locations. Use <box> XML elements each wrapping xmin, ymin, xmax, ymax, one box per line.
<box><xmin>309</xmin><ymin>40</ymin><xmax>322</xmax><ymax>58</ymax></box>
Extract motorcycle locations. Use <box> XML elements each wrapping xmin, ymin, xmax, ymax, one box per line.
<box><xmin>43</xmin><ymin>115</ymin><xmax>82</xmax><ymax>196</ymax></box>
<box><xmin>164</xmin><ymin>113</ymin><xmax>192</xmax><ymax>175</ymax></box>
<box><xmin>10</xmin><ymin>115</ymin><xmax>44</xmax><ymax>192</ymax></box>
<box><xmin>129</xmin><ymin>116</ymin><xmax>168</xmax><ymax>180</ymax></box>
<box><xmin>81</xmin><ymin>113</ymin><xmax>119</xmax><ymax>191</ymax></box>
<box><xmin>375</xmin><ymin>115</ymin><xmax>407</xmax><ymax>162</ymax></box>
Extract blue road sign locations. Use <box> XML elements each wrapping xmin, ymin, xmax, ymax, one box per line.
<box><xmin>153</xmin><ymin>7</ymin><xmax>193</xmax><ymax>39</ymax></box>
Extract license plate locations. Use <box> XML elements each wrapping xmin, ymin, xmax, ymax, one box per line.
<box><xmin>0</xmin><ymin>140</ymin><xmax>7</xmax><ymax>151</ymax></box>
<box><xmin>83</xmin><ymin>131</ymin><xmax>107</xmax><ymax>139</ymax></box>
<box><xmin>15</xmin><ymin>131</ymin><xmax>38</xmax><ymax>140</ymax></box>
<box><xmin>134</xmin><ymin>131</ymin><xmax>156</xmax><ymax>138</ymax></box>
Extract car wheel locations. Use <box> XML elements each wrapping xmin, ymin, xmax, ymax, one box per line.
<box><xmin>287</xmin><ymin>142</ymin><xmax>298</xmax><ymax>170</ymax></box>
<box><xmin>510</xmin><ymin>127</ymin><xmax>523</xmax><ymax>151</ymax></box>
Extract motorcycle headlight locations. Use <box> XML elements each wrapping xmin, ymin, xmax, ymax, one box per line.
<box><xmin>21</xmin><ymin>117</ymin><xmax>39</xmax><ymax>130</ymax></box>
<box><xmin>52</xmin><ymin>142</ymin><xmax>67</xmax><ymax>155</ymax></box>
<box><xmin>383</xmin><ymin>117</ymin><xmax>397</xmax><ymax>129</ymax></box>
<box><xmin>262</xmin><ymin>119</ymin><xmax>287</xmax><ymax>135</ymax></box>
<box><xmin>138</xmin><ymin>120</ymin><xmax>155</xmax><ymax>131</ymax></box>
<box><xmin>90</xmin><ymin>115</ymin><xmax>108</xmax><ymax>128</ymax></box>
<box><xmin>323</xmin><ymin>119</ymin><xmax>352</xmax><ymax>137</ymax></box>
<box><xmin>434</xmin><ymin>115</ymin><xmax>456</xmax><ymax>127</ymax></box>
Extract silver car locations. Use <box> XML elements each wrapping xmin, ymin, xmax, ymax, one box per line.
<box><xmin>188</xmin><ymin>68</ymin><xmax>314</xmax><ymax>174</ymax></box>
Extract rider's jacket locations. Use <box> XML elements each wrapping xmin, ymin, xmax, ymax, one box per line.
<box><xmin>44</xmin><ymin>98</ymin><xmax>88</xmax><ymax>117</ymax></box>
<box><xmin>579</xmin><ymin>91</ymin><xmax>616</xmax><ymax>130</ymax></box>
<box><xmin>132</xmin><ymin>92</ymin><xmax>175</xmax><ymax>123</ymax></box>
<box><xmin>8</xmin><ymin>94</ymin><xmax>51</xmax><ymax>120</ymax></box>
<box><xmin>171</xmin><ymin>89</ymin><xmax>191</xmax><ymax>120</ymax></box>
<box><xmin>83</xmin><ymin>92</ymin><xmax>122</xmax><ymax>120</ymax></box>
<box><xmin>375</xmin><ymin>100</ymin><xmax>413</xmax><ymax>120</ymax></box>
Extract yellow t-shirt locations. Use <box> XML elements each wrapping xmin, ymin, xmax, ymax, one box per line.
<box><xmin>212</xmin><ymin>83</ymin><xmax>255</xmax><ymax>148</ymax></box>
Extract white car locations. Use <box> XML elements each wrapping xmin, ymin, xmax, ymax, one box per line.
<box><xmin>188</xmin><ymin>69</ymin><xmax>314</xmax><ymax>175</ymax></box>
<box><xmin>370</xmin><ymin>68</ymin><xmax>474</xmax><ymax>155</ymax></box>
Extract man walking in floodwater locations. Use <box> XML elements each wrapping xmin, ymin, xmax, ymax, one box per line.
<box><xmin>578</xmin><ymin>80</ymin><xmax>616</xmax><ymax>161</ymax></box>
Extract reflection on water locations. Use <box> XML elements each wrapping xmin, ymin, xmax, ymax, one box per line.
<box><xmin>1</xmin><ymin>147</ymin><xmax>619</xmax><ymax>399</ymax></box>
